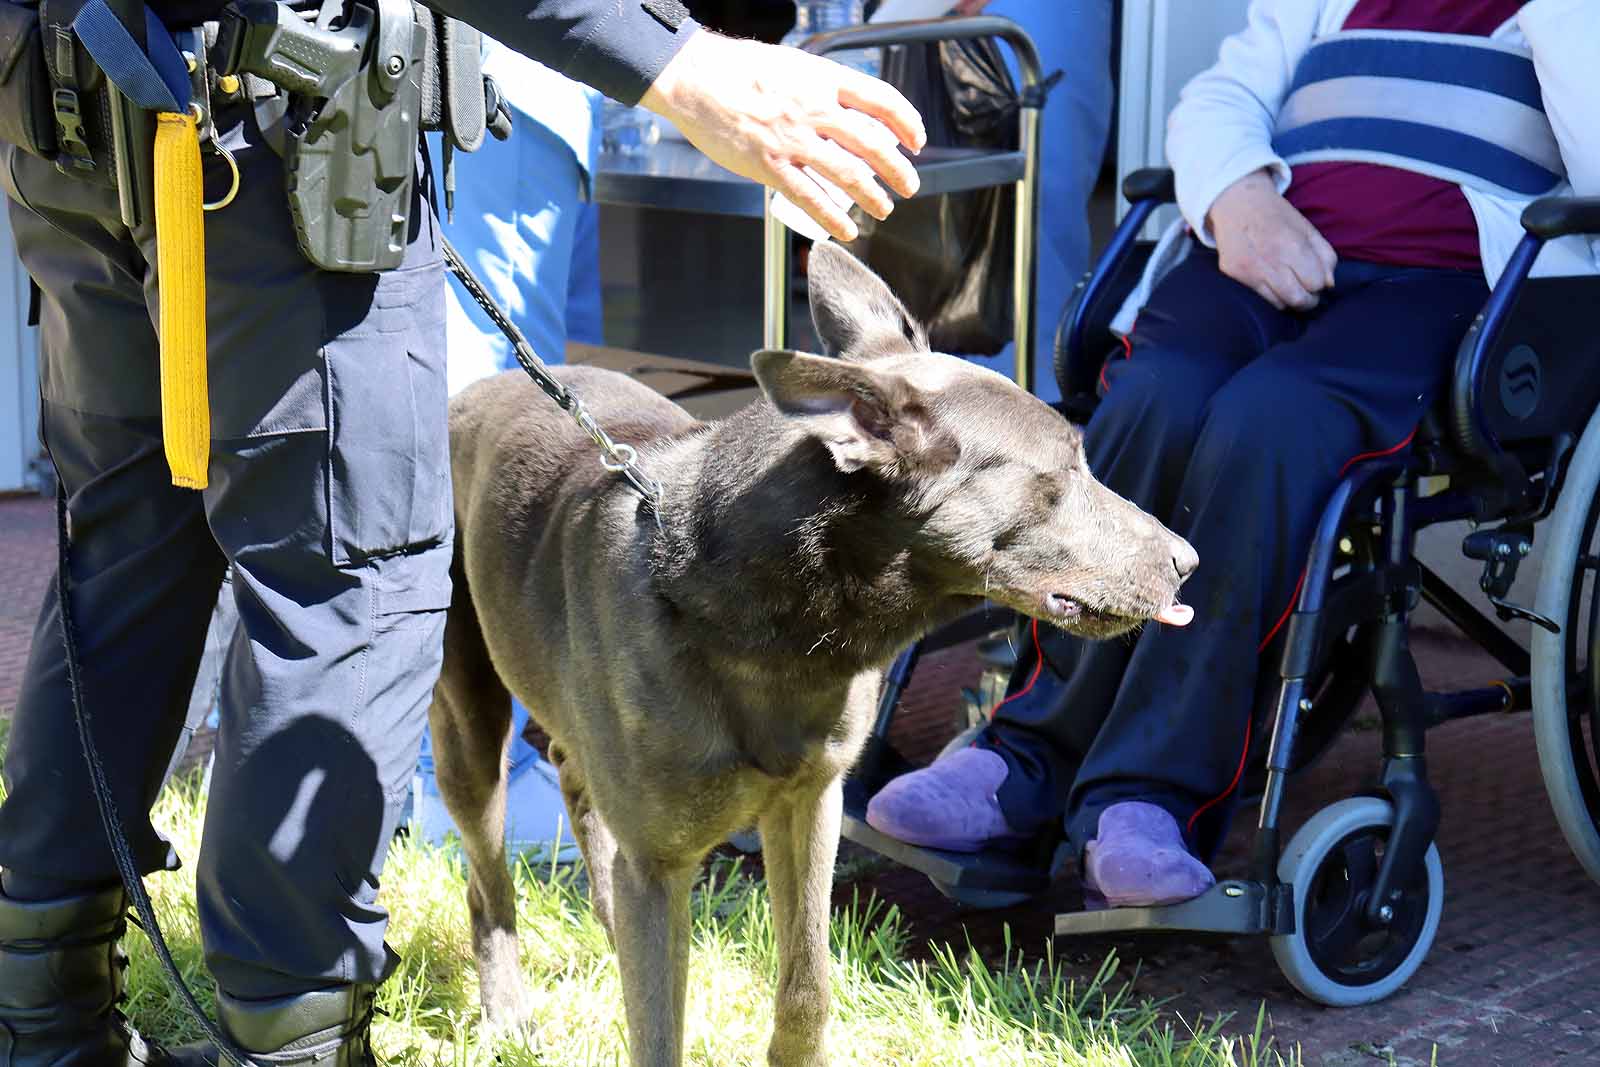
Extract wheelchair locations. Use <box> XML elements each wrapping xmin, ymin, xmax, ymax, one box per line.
<box><xmin>839</xmin><ymin>167</ymin><xmax>1600</xmax><ymax>1006</ymax></box>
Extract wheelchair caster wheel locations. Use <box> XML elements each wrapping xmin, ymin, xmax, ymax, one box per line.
<box><xmin>1269</xmin><ymin>797</ymin><xmax>1443</xmax><ymax>1006</ymax></box>
<box><xmin>930</xmin><ymin>879</ymin><xmax>1032</xmax><ymax>910</ymax></box>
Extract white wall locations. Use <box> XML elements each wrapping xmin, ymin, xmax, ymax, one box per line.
<box><xmin>0</xmin><ymin>203</ymin><xmax>39</xmax><ymax>493</ymax></box>
<box><xmin>1115</xmin><ymin>0</ymin><xmax>1252</xmax><ymax>233</ymax></box>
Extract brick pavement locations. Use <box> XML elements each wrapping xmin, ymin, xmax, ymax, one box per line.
<box><xmin>2</xmin><ymin>492</ymin><xmax>1596</xmax><ymax>1066</ymax></box>
<box><xmin>866</xmin><ymin>639</ymin><xmax>1600</xmax><ymax>1066</ymax></box>
<box><xmin>0</xmin><ymin>494</ymin><xmax>52</xmax><ymax>712</ymax></box>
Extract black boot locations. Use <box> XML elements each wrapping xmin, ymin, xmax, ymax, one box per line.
<box><xmin>0</xmin><ymin>885</ymin><xmax>162</xmax><ymax>1066</ymax></box>
<box><xmin>167</xmin><ymin>985</ymin><xmax>377</xmax><ymax>1067</ymax></box>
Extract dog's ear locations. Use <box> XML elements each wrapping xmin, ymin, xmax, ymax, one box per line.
<box><xmin>806</xmin><ymin>241</ymin><xmax>928</xmax><ymax>361</ymax></box>
<box><xmin>751</xmin><ymin>349</ymin><xmax>955</xmax><ymax>474</ymax></box>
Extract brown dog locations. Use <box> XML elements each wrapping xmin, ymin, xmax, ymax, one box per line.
<box><xmin>430</xmin><ymin>242</ymin><xmax>1196</xmax><ymax>1066</ymax></box>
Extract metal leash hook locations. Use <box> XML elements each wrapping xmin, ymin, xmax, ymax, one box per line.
<box><xmin>571</xmin><ymin>401</ymin><xmax>664</xmax><ymax>511</ymax></box>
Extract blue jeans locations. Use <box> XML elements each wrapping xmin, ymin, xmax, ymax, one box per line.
<box><xmin>977</xmin><ymin>0</ymin><xmax>1113</xmax><ymax>402</ymax></box>
<box><xmin>429</xmin><ymin>106</ymin><xmax>603</xmax><ymax>782</ymax></box>
<box><xmin>437</xmin><ymin>114</ymin><xmax>602</xmax><ymax>395</ymax></box>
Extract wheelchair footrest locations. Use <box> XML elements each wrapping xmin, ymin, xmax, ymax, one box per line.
<box><xmin>1053</xmin><ymin>879</ymin><xmax>1293</xmax><ymax>938</ymax></box>
<box><xmin>841</xmin><ymin>779</ymin><xmax>1057</xmax><ymax>896</ymax></box>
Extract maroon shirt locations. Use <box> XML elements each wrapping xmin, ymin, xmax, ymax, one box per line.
<box><xmin>1282</xmin><ymin>0</ymin><xmax>1527</xmax><ymax>271</ymax></box>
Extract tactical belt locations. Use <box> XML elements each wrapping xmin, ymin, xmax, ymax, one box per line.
<box><xmin>0</xmin><ymin>0</ymin><xmax>510</xmax><ymax>489</ymax></box>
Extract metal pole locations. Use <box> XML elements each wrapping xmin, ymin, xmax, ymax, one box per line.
<box><xmin>763</xmin><ymin>195</ymin><xmax>789</xmax><ymax>350</ymax></box>
<box><xmin>1013</xmin><ymin>105</ymin><xmax>1042</xmax><ymax>395</ymax></box>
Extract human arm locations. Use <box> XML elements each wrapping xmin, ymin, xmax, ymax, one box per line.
<box><xmin>1165</xmin><ymin>0</ymin><xmax>1333</xmax><ymax>308</ymax></box>
<box><xmin>1205</xmin><ymin>168</ymin><xmax>1336</xmax><ymax>310</ymax></box>
<box><xmin>638</xmin><ymin>32</ymin><xmax>925</xmax><ymax>241</ymax></box>
<box><xmin>1520</xmin><ymin>0</ymin><xmax>1600</xmax><ymax>197</ymax></box>
<box><xmin>425</xmin><ymin>0</ymin><xmax>928</xmax><ymax>242</ymax></box>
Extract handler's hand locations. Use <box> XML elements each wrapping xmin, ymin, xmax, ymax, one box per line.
<box><xmin>1207</xmin><ymin>169</ymin><xmax>1338</xmax><ymax>311</ymax></box>
<box><xmin>640</xmin><ymin>30</ymin><xmax>927</xmax><ymax>242</ymax></box>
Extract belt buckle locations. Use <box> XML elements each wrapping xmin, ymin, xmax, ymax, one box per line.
<box><xmin>52</xmin><ymin>88</ymin><xmax>96</xmax><ymax>173</ymax></box>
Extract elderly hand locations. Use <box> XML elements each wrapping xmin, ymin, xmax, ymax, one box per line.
<box><xmin>1206</xmin><ymin>168</ymin><xmax>1338</xmax><ymax>311</ymax></box>
<box><xmin>640</xmin><ymin>30</ymin><xmax>927</xmax><ymax>242</ymax></box>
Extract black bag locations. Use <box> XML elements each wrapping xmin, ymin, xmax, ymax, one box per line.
<box><xmin>842</xmin><ymin>38</ymin><xmax>1019</xmax><ymax>356</ymax></box>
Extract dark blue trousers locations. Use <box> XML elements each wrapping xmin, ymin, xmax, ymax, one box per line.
<box><xmin>981</xmin><ymin>244</ymin><xmax>1487</xmax><ymax>858</ymax></box>
<box><xmin>0</xmin><ymin>99</ymin><xmax>450</xmax><ymax>998</ymax></box>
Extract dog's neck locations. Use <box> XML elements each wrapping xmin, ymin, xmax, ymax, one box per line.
<box><xmin>642</xmin><ymin>404</ymin><xmax>975</xmax><ymax>676</ymax></box>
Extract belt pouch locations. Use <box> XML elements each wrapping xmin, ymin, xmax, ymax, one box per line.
<box><xmin>0</xmin><ymin>2</ymin><xmax>59</xmax><ymax>158</ymax></box>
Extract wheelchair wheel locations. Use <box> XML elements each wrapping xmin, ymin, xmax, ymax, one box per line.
<box><xmin>1533</xmin><ymin>404</ymin><xmax>1600</xmax><ymax>885</ymax></box>
<box><xmin>1269</xmin><ymin>797</ymin><xmax>1443</xmax><ymax>1006</ymax></box>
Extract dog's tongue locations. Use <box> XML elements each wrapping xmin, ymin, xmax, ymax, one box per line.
<box><xmin>1157</xmin><ymin>604</ymin><xmax>1195</xmax><ymax>627</ymax></box>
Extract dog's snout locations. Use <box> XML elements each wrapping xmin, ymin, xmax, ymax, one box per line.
<box><xmin>1172</xmin><ymin>539</ymin><xmax>1199</xmax><ymax>581</ymax></box>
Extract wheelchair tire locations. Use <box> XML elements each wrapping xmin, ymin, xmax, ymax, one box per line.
<box><xmin>1533</xmin><ymin>403</ymin><xmax>1600</xmax><ymax>886</ymax></box>
<box><xmin>1269</xmin><ymin>797</ymin><xmax>1443</xmax><ymax>1007</ymax></box>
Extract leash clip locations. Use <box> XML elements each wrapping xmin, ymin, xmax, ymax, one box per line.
<box><xmin>570</xmin><ymin>401</ymin><xmax>665</xmax><ymax>512</ymax></box>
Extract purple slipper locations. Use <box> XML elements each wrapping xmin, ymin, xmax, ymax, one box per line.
<box><xmin>865</xmin><ymin>747</ymin><xmax>1026</xmax><ymax>852</ymax></box>
<box><xmin>1083</xmin><ymin>801</ymin><xmax>1215</xmax><ymax>909</ymax></box>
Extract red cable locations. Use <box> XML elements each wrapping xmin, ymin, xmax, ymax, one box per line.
<box><xmin>1188</xmin><ymin>716</ymin><xmax>1251</xmax><ymax>835</ymax></box>
<box><xmin>1098</xmin><ymin>333</ymin><xmax>1133</xmax><ymax>394</ymax></box>
<box><xmin>1338</xmin><ymin>428</ymin><xmax>1416</xmax><ymax>478</ymax></box>
<box><xmin>977</xmin><ymin>619</ymin><xmax>1044</xmax><ymax>748</ymax></box>
<box><xmin>1257</xmin><ymin>568</ymin><xmax>1308</xmax><ymax>655</ymax></box>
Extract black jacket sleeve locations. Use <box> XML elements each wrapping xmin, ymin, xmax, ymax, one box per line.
<box><xmin>423</xmin><ymin>0</ymin><xmax>700</xmax><ymax>106</ymax></box>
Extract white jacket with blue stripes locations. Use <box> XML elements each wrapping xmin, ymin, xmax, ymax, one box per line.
<box><xmin>1111</xmin><ymin>0</ymin><xmax>1600</xmax><ymax>335</ymax></box>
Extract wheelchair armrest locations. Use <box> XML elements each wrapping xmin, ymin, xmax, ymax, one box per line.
<box><xmin>1121</xmin><ymin>167</ymin><xmax>1176</xmax><ymax>205</ymax></box>
<box><xmin>1521</xmin><ymin>196</ymin><xmax>1600</xmax><ymax>240</ymax></box>
<box><xmin>1450</xmin><ymin>233</ymin><xmax>1546</xmax><ymax>504</ymax></box>
<box><xmin>1052</xmin><ymin>170</ymin><xmax>1176</xmax><ymax>408</ymax></box>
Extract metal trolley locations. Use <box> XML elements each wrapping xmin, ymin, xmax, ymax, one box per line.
<box><xmin>767</xmin><ymin>15</ymin><xmax>1046</xmax><ymax>396</ymax></box>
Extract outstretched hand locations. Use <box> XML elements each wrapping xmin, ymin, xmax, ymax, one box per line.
<box><xmin>640</xmin><ymin>30</ymin><xmax>927</xmax><ymax>242</ymax></box>
<box><xmin>1207</xmin><ymin>169</ymin><xmax>1338</xmax><ymax>311</ymax></box>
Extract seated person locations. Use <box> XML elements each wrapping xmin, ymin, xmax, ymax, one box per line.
<box><xmin>866</xmin><ymin>0</ymin><xmax>1600</xmax><ymax>908</ymax></box>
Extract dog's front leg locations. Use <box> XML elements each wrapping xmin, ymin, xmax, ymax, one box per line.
<box><xmin>611</xmin><ymin>851</ymin><xmax>697</xmax><ymax>1067</ymax></box>
<box><xmin>758</xmin><ymin>777</ymin><xmax>843</xmax><ymax>1067</ymax></box>
<box><xmin>549</xmin><ymin>740</ymin><xmax>619</xmax><ymax>942</ymax></box>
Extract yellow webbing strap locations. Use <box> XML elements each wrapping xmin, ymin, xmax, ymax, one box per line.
<box><xmin>154</xmin><ymin>109</ymin><xmax>208</xmax><ymax>490</ymax></box>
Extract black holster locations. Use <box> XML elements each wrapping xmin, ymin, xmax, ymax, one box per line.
<box><xmin>216</xmin><ymin>0</ymin><xmax>508</xmax><ymax>273</ymax></box>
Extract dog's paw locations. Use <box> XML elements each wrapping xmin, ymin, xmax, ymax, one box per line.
<box><xmin>480</xmin><ymin>991</ymin><xmax>536</xmax><ymax>1041</ymax></box>
<box><xmin>479</xmin><ymin>971</ymin><xmax>536</xmax><ymax>1040</ymax></box>
<box><xmin>767</xmin><ymin>1034</ymin><xmax>828</xmax><ymax>1067</ymax></box>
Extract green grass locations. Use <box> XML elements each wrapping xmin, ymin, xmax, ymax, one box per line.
<box><xmin>93</xmin><ymin>768</ymin><xmax>1295</xmax><ymax>1066</ymax></box>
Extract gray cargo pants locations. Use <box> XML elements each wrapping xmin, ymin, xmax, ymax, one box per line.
<box><xmin>0</xmin><ymin>97</ymin><xmax>452</xmax><ymax>999</ymax></box>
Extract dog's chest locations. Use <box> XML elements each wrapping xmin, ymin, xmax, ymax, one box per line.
<box><xmin>599</xmin><ymin>666</ymin><xmax>879</xmax><ymax>851</ymax></box>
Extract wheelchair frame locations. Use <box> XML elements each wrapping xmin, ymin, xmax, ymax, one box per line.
<box><xmin>839</xmin><ymin>168</ymin><xmax>1600</xmax><ymax>1004</ymax></box>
